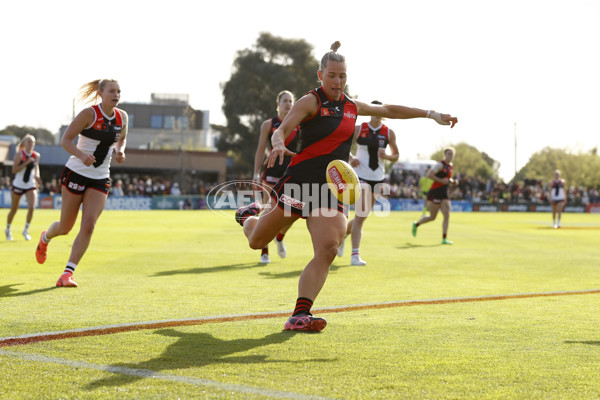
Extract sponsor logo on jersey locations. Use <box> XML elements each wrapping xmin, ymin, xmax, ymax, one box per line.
<box><xmin>280</xmin><ymin>194</ymin><xmax>305</xmax><ymax>210</ymax></box>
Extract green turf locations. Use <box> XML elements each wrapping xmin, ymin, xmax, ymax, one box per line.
<box><xmin>1</xmin><ymin>209</ymin><xmax>599</xmax><ymax>399</ymax></box>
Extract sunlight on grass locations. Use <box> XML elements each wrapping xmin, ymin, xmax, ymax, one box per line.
<box><xmin>1</xmin><ymin>210</ymin><xmax>599</xmax><ymax>399</ymax></box>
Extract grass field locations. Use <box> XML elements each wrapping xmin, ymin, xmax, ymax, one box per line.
<box><xmin>1</xmin><ymin>208</ymin><xmax>599</xmax><ymax>399</ymax></box>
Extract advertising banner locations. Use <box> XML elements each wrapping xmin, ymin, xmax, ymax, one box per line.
<box><xmin>586</xmin><ymin>203</ymin><xmax>600</xmax><ymax>214</ymax></box>
<box><xmin>472</xmin><ymin>202</ymin><xmax>587</xmax><ymax>213</ymax></box>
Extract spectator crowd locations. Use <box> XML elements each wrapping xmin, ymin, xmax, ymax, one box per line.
<box><xmin>2</xmin><ymin>171</ymin><xmax>599</xmax><ymax>206</ymax></box>
<box><xmin>388</xmin><ymin>169</ymin><xmax>600</xmax><ymax>206</ymax></box>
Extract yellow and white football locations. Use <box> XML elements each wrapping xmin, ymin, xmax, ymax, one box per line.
<box><xmin>326</xmin><ymin>159</ymin><xmax>361</xmax><ymax>205</ymax></box>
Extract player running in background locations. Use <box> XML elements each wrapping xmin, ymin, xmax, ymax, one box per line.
<box><xmin>235</xmin><ymin>41</ymin><xmax>457</xmax><ymax>332</ymax></box>
<box><xmin>252</xmin><ymin>90</ymin><xmax>299</xmax><ymax>263</ymax></box>
<box><xmin>35</xmin><ymin>79</ymin><xmax>128</xmax><ymax>287</ymax></box>
<box><xmin>412</xmin><ymin>147</ymin><xmax>457</xmax><ymax>245</ymax></box>
<box><xmin>5</xmin><ymin>134</ymin><xmax>41</xmax><ymax>241</ymax></box>
<box><xmin>337</xmin><ymin>101</ymin><xmax>399</xmax><ymax>266</ymax></box>
<box><xmin>549</xmin><ymin>169</ymin><xmax>566</xmax><ymax>228</ymax></box>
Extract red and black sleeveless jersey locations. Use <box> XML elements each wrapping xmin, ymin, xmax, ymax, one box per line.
<box><xmin>430</xmin><ymin>160</ymin><xmax>453</xmax><ymax>190</ymax></box>
<box><xmin>356</xmin><ymin>122</ymin><xmax>389</xmax><ymax>170</ymax></box>
<box><xmin>79</xmin><ymin>104</ymin><xmax>123</xmax><ymax>168</ymax></box>
<box><xmin>267</xmin><ymin>116</ymin><xmax>299</xmax><ymax>153</ymax></box>
<box><xmin>286</xmin><ymin>87</ymin><xmax>357</xmax><ymax>184</ymax></box>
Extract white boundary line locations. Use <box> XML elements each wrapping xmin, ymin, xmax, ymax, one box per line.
<box><xmin>2</xmin><ymin>289</ymin><xmax>599</xmax><ymax>398</ymax></box>
<box><xmin>2</xmin><ymin>288</ymin><xmax>600</xmax><ymax>346</ymax></box>
<box><xmin>0</xmin><ymin>349</ymin><xmax>333</xmax><ymax>400</ymax></box>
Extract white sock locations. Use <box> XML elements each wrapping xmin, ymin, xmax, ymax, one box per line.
<box><xmin>64</xmin><ymin>262</ymin><xmax>77</xmax><ymax>274</ymax></box>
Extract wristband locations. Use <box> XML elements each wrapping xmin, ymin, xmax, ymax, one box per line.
<box><xmin>426</xmin><ymin>110</ymin><xmax>431</xmax><ymax>118</ymax></box>
<box><xmin>430</xmin><ymin>111</ymin><xmax>450</xmax><ymax>125</ymax></box>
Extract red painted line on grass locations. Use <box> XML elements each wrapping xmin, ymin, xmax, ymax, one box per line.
<box><xmin>2</xmin><ymin>288</ymin><xmax>599</xmax><ymax>348</ymax></box>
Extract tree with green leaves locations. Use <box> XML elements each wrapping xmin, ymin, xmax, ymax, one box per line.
<box><xmin>430</xmin><ymin>142</ymin><xmax>498</xmax><ymax>179</ymax></box>
<box><xmin>0</xmin><ymin>125</ymin><xmax>55</xmax><ymax>145</ymax></box>
<box><xmin>219</xmin><ymin>33</ymin><xmax>319</xmax><ymax>176</ymax></box>
<box><xmin>515</xmin><ymin>147</ymin><xmax>600</xmax><ymax>188</ymax></box>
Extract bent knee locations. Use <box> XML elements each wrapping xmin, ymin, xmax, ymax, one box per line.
<box><xmin>79</xmin><ymin>222</ymin><xmax>96</xmax><ymax>237</ymax></box>
<box><xmin>248</xmin><ymin>236</ymin><xmax>268</xmax><ymax>250</ymax></box>
<box><xmin>316</xmin><ymin>240</ymin><xmax>339</xmax><ymax>263</ymax></box>
<box><xmin>56</xmin><ymin>225</ymin><xmax>74</xmax><ymax>235</ymax></box>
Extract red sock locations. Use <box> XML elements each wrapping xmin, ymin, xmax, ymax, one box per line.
<box><xmin>292</xmin><ymin>297</ymin><xmax>313</xmax><ymax>316</ymax></box>
<box><xmin>261</xmin><ymin>247</ymin><xmax>268</xmax><ymax>255</ymax></box>
<box><xmin>276</xmin><ymin>233</ymin><xmax>285</xmax><ymax>241</ymax></box>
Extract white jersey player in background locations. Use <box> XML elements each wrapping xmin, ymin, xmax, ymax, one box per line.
<box><xmin>549</xmin><ymin>169</ymin><xmax>566</xmax><ymax>228</ymax></box>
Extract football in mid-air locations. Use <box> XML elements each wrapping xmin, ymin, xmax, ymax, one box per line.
<box><xmin>326</xmin><ymin>159</ymin><xmax>361</xmax><ymax>205</ymax></box>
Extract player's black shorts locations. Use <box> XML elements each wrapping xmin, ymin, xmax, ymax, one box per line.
<box><xmin>60</xmin><ymin>167</ymin><xmax>111</xmax><ymax>195</ymax></box>
<box><xmin>270</xmin><ymin>175</ymin><xmax>346</xmax><ymax>219</ymax></box>
<box><xmin>426</xmin><ymin>185</ymin><xmax>449</xmax><ymax>204</ymax></box>
<box><xmin>11</xmin><ymin>186</ymin><xmax>36</xmax><ymax>195</ymax></box>
<box><xmin>358</xmin><ymin>177</ymin><xmax>384</xmax><ymax>192</ymax></box>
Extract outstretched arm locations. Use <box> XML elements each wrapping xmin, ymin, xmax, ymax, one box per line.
<box><xmin>355</xmin><ymin>100</ymin><xmax>458</xmax><ymax>128</ymax></box>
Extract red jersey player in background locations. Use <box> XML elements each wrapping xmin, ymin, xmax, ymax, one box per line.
<box><xmin>252</xmin><ymin>90</ymin><xmax>299</xmax><ymax>263</ymax></box>
<box><xmin>412</xmin><ymin>147</ymin><xmax>457</xmax><ymax>244</ymax></box>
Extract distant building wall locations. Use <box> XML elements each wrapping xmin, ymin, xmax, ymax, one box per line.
<box><xmin>118</xmin><ymin>94</ymin><xmax>212</xmax><ymax>151</ymax></box>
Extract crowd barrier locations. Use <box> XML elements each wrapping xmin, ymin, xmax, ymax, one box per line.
<box><xmin>1</xmin><ymin>190</ymin><xmax>599</xmax><ymax>213</ymax></box>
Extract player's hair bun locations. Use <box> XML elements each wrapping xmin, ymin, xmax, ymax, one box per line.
<box><xmin>330</xmin><ymin>41</ymin><xmax>341</xmax><ymax>52</ymax></box>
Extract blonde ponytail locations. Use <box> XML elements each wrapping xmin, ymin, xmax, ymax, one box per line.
<box><xmin>77</xmin><ymin>79</ymin><xmax>119</xmax><ymax>104</ymax></box>
<box><xmin>17</xmin><ymin>134</ymin><xmax>35</xmax><ymax>150</ymax></box>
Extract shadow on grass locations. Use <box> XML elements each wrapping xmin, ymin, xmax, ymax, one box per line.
<box><xmin>0</xmin><ymin>284</ymin><xmax>56</xmax><ymax>299</ymax></box>
<box><xmin>258</xmin><ymin>263</ymin><xmax>348</xmax><ymax>279</ymax></box>
<box><xmin>152</xmin><ymin>263</ymin><xmax>266</xmax><ymax>277</ymax></box>
<box><xmin>395</xmin><ymin>242</ymin><xmax>442</xmax><ymax>249</ymax></box>
<box><xmin>564</xmin><ymin>340</ymin><xmax>600</xmax><ymax>346</ymax></box>
<box><xmin>86</xmin><ymin>329</ymin><xmax>333</xmax><ymax>389</ymax></box>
